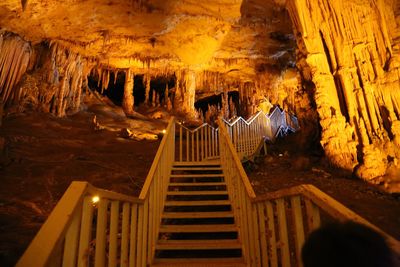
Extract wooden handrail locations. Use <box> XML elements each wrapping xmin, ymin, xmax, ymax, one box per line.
<box><xmin>254</xmin><ymin>184</ymin><xmax>400</xmax><ymax>256</ymax></box>
<box><xmin>139</xmin><ymin>117</ymin><xmax>175</xmax><ymax>199</ymax></box>
<box><xmin>87</xmin><ymin>183</ymin><xmax>142</xmax><ymax>203</ymax></box>
<box><xmin>16</xmin><ymin>182</ymin><xmax>143</xmax><ymax>267</ymax></box>
<box><xmin>222</xmin><ymin>111</ymin><xmax>264</xmax><ymax>126</ymax></box>
<box><xmin>218</xmin><ymin>117</ymin><xmax>256</xmax><ymax>198</ymax></box>
<box><xmin>16</xmin><ymin>182</ymin><xmax>89</xmax><ymax>267</ymax></box>
<box><xmin>177</xmin><ymin>121</ymin><xmax>219</xmax><ymax>133</ymax></box>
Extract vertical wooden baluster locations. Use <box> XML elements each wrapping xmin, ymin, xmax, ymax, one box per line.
<box><xmin>196</xmin><ymin>131</ymin><xmax>199</xmax><ymax>161</ymax></box>
<box><xmin>179</xmin><ymin>125</ymin><xmax>182</xmax><ymax>162</ymax></box>
<box><xmin>253</xmin><ymin>203</ymin><xmax>262</xmax><ymax>267</ymax></box>
<box><xmin>291</xmin><ymin>196</ymin><xmax>305</xmax><ymax>267</ymax></box>
<box><xmin>141</xmin><ymin>200</ymin><xmax>149</xmax><ymax>267</ymax></box>
<box><xmin>266</xmin><ymin>201</ymin><xmax>278</xmax><ymax>267</ymax></box>
<box><xmin>78</xmin><ymin>197</ymin><xmax>94</xmax><ymax>267</ymax></box>
<box><xmin>108</xmin><ymin>201</ymin><xmax>119</xmax><ymax>267</ymax></box>
<box><xmin>148</xmin><ymin>189</ymin><xmax>154</xmax><ymax>264</ymax></box>
<box><xmin>245</xmin><ymin>196</ymin><xmax>255</xmax><ymax>266</ymax></box>
<box><xmin>257</xmin><ymin>203</ymin><xmax>269</xmax><ymax>267</ymax></box>
<box><xmin>276</xmin><ymin>198</ymin><xmax>290</xmax><ymax>267</ymax></box>
<box><xmin>208</xmin><ymin>127</ymin><xmax>211</xmax><ymax>158</ymax></box>
<box><xmin>121</xmin><ymin>203</ymin><xmax>130</xmax><ymax>267</ymax></box>
<box><xmin>129</xmin><ymin>204</ymin><xmax>138</xmax><ymax>267</ymax></box>
<box><xmin>304</xmin><ymin>199</ymin><xmax>321</xmax><ymax>233</ymax></box>
<box><xmin>191</xmin><ymin>131</ymin><xmax>194</xmax><ymax>161</ymax></box>
<box><xmin>205</xmin><ymin>126</ymin><xmax>208</xmax><ymax>159</ymax></box>
<box><xmin>95</xmin><ymin>200</ymin><xmax>109</xmax><ymax>267</ymax></box>
<box><xmin>186</xmin><ymin>129</ymin><xmax>189</xmax><ymax>162</ymax></box>
<box><xmin>200</xmin><ymin>127</ymin><xmax>204</xmax><ymax>160</ymax></box>
<box><xmin>211</xmin><ymin>128</ymin><xmax>214</xmax><ymax>157</ymax></box>
<box><xmin>63</xmin><ymin>205</ymin><xmax>82</xmax><ymax>267</ymax></box>
<box><xmin>136</xmin><ymin>204</ymin><xmax>144</xmax><ymax>267</ymax></box>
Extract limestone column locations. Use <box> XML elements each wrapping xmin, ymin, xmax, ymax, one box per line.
<box><xmin>122</xmin><ymin>69</ymin><xmax>134</xmax><ymax>116</ymax></box>
<box><xmin>145</xmin><ymin>74</ymin><xmax>151</xmax><ymax>105</ymax></box>
<box><xmin>184</xmin><ymin>70</ymin><xmax>196</xmax><ymax>117</ymax></box>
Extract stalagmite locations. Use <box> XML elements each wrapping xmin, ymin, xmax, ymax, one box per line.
<box><xmin>144</xmin><ymin>74</ymin><xmax>150</xmax><ymax>105</ymax></box>
<box><xmin>122</xmin><ymin>69</ymin><xmax>134</xmax><ymax>116</ymax></box>
<box><xmin>164</xmin><ymin>84</ymin><xmax>168</xmax><ymax>106</ymax></box>
<box><xmin>151</xmin><ymin>90</ymin><xmax>156</xmax><ymax>107</ymax></box>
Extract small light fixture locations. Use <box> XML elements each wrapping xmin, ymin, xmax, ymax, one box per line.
<box><xmin>92</xmin><ymin>196</ymin><xmax>100</xmax><ymax>204</ymax></box>
<box><xmin>161</xmin><ymin>129</ymin><xmax>166</xmax><ymax>134</ymax></box>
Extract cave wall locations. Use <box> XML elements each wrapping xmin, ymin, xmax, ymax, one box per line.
<box><xmin>286</xmin><ymin>0</ymin><xmax>400</xmax><ymax>185</ymax></box>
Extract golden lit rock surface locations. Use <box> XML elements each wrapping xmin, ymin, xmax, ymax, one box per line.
<box><xmin>287</xmin><ymin>0</ymin><xmax>400</xmax><ymax>186</ymax></box>
<box><xmin>1</xmin><ymin>0</ymin><xmax>400</xmax><ymax>190</ymax></box>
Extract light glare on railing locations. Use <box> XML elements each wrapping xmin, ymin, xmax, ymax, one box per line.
<box><xmin>92</xmin><ymin>195</ymin><xmax>100</xmax><ymax>203</ymax></box>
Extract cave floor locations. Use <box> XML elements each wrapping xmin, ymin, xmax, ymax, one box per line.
<box><xmin>0</xmin><ymin>104</ymin><xmax>399</xmax><ymax>267</ymax></box>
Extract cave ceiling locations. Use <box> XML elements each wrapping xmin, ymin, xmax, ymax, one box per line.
<box><xmin>0</xmin><ymin>0</ymin><xmax>293</xmax><ymax>80</ymax></box>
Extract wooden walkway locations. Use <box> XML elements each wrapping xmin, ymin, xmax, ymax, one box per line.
<box><xmin>16</xmin><ymin>117</ymin><xmax>400</xmax><ymax>267</ymax></box>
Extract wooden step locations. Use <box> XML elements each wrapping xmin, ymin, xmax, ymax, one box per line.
<box><xmin>173</xmin><ymin>161</ymin><xmax>220</xmax><ymax>167</ymax></box>
<box><xmin>167</xmin><ymin>191</ymin><xmax>228</xmax><ymax>196</ymax></box>
<box><xmin>172</xmin><ymin>167</ymin><xmax>222</xmax><ymax>171</ymax></box>
<box><xmin>159</xmin><ymin>224</ymin><xmax>237</xmax><ymax>233</ymax></box>
<box><xmin>165</xmin><ymin>200</ymin><xmax>230</xmax><ymax>206</ymax></box>
<box><xmin>170</xmin><ymin>174</ymin><xmax>224</xmax><ymax>178</ymax></box>
<box><xmin>151</xmin><ymin>257</ymin><xmax>246</xmax><ymax>267</ymax></box>
<box><xmin>169</xmin><ymin>182</ymin><xmax>226</xmax><ymax>186</ymax></box>
<box><xmin>156</xmin><ymin>239</ymin><xmax>242</xmax><ymax>250</ymax></box>
<box><xmin>162</xmin><ymin>211</ymin><xmax>234</xmax><ymax>219</ymax></box>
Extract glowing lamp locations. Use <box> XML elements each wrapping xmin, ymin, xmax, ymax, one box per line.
<box><xmin>161</xmin><ymin>129</ymin><xmax>166</xmax><ymax>134</ymax></box>
<box><xmin>92</xmin><ymin>196</ymin><xmax>100</xmax><ymax>203</ymax></box>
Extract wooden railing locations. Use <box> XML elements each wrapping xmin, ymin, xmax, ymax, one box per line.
<box><xmin>223</xmin><ymin>111</ymin><xmax>270</xmax><ymax>160</ymax></box>
<box><xmin>175</xmin><ymin>122</ymin><xmax>219</xmax><ymax>162</ymax></box>
<box><xmin>218</xmin><ymin>118</ymin><xmax>400</xmax><ymax>267</ymax></box>
<box><xmin>16</xmin><ymin>117</ymin><xmax>176</xmax><ymax>267</ymax></box>
<box><xmin>175</xmin><ymin>107</ymin><xmax>298</xmax><ymax>162</ymax></box>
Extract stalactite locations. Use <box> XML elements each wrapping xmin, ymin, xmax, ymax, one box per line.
<box><xmin>114</xmin><ymin>70</ymin><xmax>119</xmax><ymax>85</ymax></box>
<box><xmin>122</xmin><ymin>69</ymin><xmax>134</xmax><ymax>116</ymax></box>
<box><xmin>0</xmin><ymin>32</ymin><xmax>31</xmax><ymax>106</ymax></box>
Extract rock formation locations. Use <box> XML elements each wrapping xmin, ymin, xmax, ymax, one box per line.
<box><xmin>0</xmin><ymin>0</ymin><xmax>399</xmax><ymax>189</ymax></box>
<box><xmin>287</xmin><ymin>0</ymin><xmax>400</xmax><ymax>185</ymax></box>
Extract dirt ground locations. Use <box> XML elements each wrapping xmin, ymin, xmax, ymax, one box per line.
<box><xmin>0</xmin><ymin>100</ymin><xmax>165</xmax><ymax>267</ymax></box>
<box><xmin>0</xmin><ymin>102</ymin><xmax>399</xmax><ymax>266</ymax></box>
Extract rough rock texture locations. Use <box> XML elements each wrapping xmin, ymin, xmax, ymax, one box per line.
<box><xmin>287</xmin><ymin>0</ymin><xmax>400</xmax><ymax>187</ymax></box>
<box><xmin>1</xmin><ymin>0</ymin><xmax>400</xmax><ymax>189</ymax></box>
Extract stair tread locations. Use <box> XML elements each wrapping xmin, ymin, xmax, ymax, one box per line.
<box><xmin>151</xmin><ymin>257</ymin><xmax>245</xmax><ymax>267</ymax></box>
<box><xmin>159</xmin><ymin>224</ymin><xmax>237</xmax><ymax>232</ymax></box>
<box><xmin>165</xmin><ymin>200</ymin><xmax>231</xmax><ymax>206</ymax></box>
<box><xmin>171</xmin><ymin>174</ymin><xmax>224</xmax><ymax>177</ymax></box>
<box><xmin>167</xmin><ymin>190</ymin><xmax>228</xmax><ymax>195</ymax></box>
<box><xmin>156</xmin><ymin>239</ymin><xmax>242</xmax><ymax>249</ymax></box>
<box><xmin>172</xmin><ymin>167</ymin><xmax>222</xmax><ymax>171</ymax></box>
<box><xmin>174</xmin><ymin>161</ymin><xmax>220</xmax><ymax>166</ymax></box>
<box><xmin>163</xmin><ymin>211</ymin><xmax>234</xmax><ymax>218</ymax></box>
<box><xmin>170</xmin><ymin>182</ymin><xmax>226</xmax><ymax>186</ymax></box>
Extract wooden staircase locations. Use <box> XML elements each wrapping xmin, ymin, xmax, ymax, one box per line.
<box><xmin>152</xmin><ymin>162</ymin><xmax>245</xmax><ymax>267</ymax></box>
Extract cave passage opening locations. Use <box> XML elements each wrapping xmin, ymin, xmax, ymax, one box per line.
<box><xmin>87</xmin><ymin>71</ymin><xmax>176</xmax><ymax>108</ymax></box>
<box><xmin>149</xmin><ymin>75</ymin><xmax>176</xmax><ymax>106</ymax></box>
<box><xmin>195</xmin><ymin>91</ymin><xmax>240</xmax><ymax>119</ymax></box>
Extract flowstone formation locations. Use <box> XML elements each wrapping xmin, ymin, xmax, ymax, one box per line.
<box><xmin>287</xmin><ymin>0</ymin><xmax>400</xmax><ymax>189</ymax></box>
